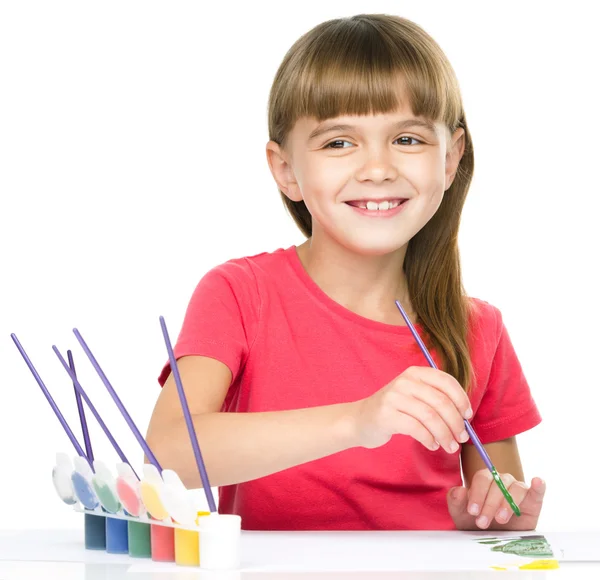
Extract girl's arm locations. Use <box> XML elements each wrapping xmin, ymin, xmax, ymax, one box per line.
<box><xmin>145</xmin><ymin>355</ymin><xmax>358</xmax><ymax>488</ymax></box>
<box><xmin>146</xmin><ymin>356</ymin><xmax>471</xmax><ymax>489</ymax></box>
<box><xmin>461</xmin><ymin>437</ymin><xmax>525</xmax><ymax>485</ymax></box>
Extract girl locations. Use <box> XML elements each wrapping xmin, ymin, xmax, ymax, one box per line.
<box><xmin>146</xmin><ymin>13</ymin><xmax>545</xmax><ymax>531</ymax></box>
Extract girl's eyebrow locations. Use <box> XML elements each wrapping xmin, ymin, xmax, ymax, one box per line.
<box><xmin>307</xmin><ymin>118</ymin><xmax>437</xmax><ymax>142</ymax></box>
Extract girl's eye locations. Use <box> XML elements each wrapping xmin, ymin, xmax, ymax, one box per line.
<box><xmin>324</xmin><ymin>136</ymin><xmax>423</xmax><ymax>149</ymax></box>
<box><xmin>396</xmin><ymin>136</ymin><xmax>422</xmax><ymax>146</ymax></box>
<box><xmin>324</xmin><ymin>140</ymin><xmax>352</xmax><ymax>149</ymax></box>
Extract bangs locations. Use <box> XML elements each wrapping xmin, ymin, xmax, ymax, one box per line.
<box><xmin>270</xmin><ymin>16</ymin><xmax>463</xmax><ymax>144</ymax></box>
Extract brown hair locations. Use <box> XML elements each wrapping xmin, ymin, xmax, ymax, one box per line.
<box><xmin>267</xmin><ymin>14</ymin><xmax>475</xmax><ymax>391</ymax></box>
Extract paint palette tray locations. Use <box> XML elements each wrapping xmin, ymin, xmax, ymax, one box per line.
<box><xmin>54</xmin><ymin>452</ymin><xmax>241</xmax><ymax>568</ymax></box>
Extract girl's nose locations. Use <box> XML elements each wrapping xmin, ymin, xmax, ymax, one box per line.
<box><xmin>355</xmin><ymin>149</ymin><xmax>400</xmax><ymax>184</ymax></box>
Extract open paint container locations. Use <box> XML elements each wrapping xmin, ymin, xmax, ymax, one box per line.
<box><xmin>92</xmin><ymin>460</ymin><xmax>127</xmax><ymax>554</ymax></box>
<box><xmin>52</xmin><ymin>453</ymin><xmax>104</xmax><ymax>552</ymax></box>
<box><xmin>70</xmin><ymin>456</ymin><xmax>106</xmax><ymax>550</ymax></box>
<box><xmin>161</xmin><ymin>469</ymin><xmax>210</xmax><ymax>566</ymax></box>
<box><xmin>140</xmin><ymin>464</ymin><xmax>175</xmax><ymax>562</ymax></box>
<box><xmin>116</xmin><ymin>462</ymin><xmax>151</xmax><ymax>558</ymax></box>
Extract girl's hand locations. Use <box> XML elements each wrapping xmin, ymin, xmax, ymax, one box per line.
<box><xmin>447</xmin><ymin>471</ymin><xmax>546</xmax><ymax>530</ymax></box>
<box><xmin>350</xmin><ymin>366</ymin><xmax>472</xmax><ymax>452</ymax></box>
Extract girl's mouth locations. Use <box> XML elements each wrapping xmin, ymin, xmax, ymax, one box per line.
<box><xmin>345</xmin><ymin>198</ymin><xmax>408</xmax><ymax>217</ymax></box>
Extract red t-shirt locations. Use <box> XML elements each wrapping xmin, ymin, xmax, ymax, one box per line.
<box><xmin>158</xmin><ymin>245</ymin><xmax>541</xmax><ymax>530</ymax></box>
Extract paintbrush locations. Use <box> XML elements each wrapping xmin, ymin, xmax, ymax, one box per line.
<box><xmin>159</xmin><ymin>315</ymin><xmax>217</xmax><ymax>513</ymax></box>
<box><xmin>54</xmin><ymin>346</ymin><xmax>138</xmax><ymax>479</ymax></box>
<box><xmin>72</xmin><ymin>328</ymin><xmax>162</xmax><ymax>472</ymax></box>
<box><xmin>68</xmin><ymin>350</ymin><xmax>94</xmax><ymax>462</ymax></box>
<box><xmin>394</xmin><ymin>300</ymin><xmax>521</xmax><ymax>517</ymax></box>
<box><xmin>11</xmin><ymin>333</ymin><xmax>91</xmax><ymax>468</ymax></box>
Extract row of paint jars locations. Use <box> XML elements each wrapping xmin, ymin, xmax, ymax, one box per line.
<box><xmin>51</xmin><ymin>452</ymin><xmax>241</xmax><ymax>569</ymax></box>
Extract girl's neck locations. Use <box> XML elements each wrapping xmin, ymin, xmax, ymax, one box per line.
<box><xmin>295</xmin><ymin>237</ymin><xmax>415</xmax><ymax>325</ymax></box>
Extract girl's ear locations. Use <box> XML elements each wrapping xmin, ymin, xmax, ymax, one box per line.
<box><xmin>445</xmin><ymin>127</ymin><xmax>466</xmax><ymax>191</ymax></box>
<box><xmin>266</xmin><ymin>140</ymin><xmax>302</xmax><ymax>202</ymax></box>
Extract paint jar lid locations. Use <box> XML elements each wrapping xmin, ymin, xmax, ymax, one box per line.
<box><xmin>198</xmin><ymin>513</ymin><xmax>242</xmax><ymax>532</ymax></box>
<box><xmin>116</xmin><ymin>476</ymin><xmax>143</xmax><ymax>517</ymax></box>
<box><xmin>198</xmin><ymin>513</ymin><xmax>241</xmax><ymax>531</ymax></box>
<box><xmin>52</xmin><ymin>462</ymin><xmax>77</xmax><ymax>505</ymax></box>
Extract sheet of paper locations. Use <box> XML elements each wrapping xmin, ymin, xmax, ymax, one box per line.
<box><xmin>232</xmin><ymin>531</ymin><xmax>558</xmax><ymax>572</ymax></box>
<box><xmin>546</xmin><ymin>532</ymin><xmax>600</xmax><ymax>561</ymax></box>
<box><xmin>124</xmin><ymin>531</ymin><xmax>570</xmax><ymax>573</ymax></box>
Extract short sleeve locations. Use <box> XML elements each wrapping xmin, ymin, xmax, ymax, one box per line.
<box><xmin>157</xmin><ymin>259</ymin><xmax>261</xmax><ymax>387</ymax></box>
<box><xmin>468</xmin><ymin>307</ymin><xmax>542</xmax><ymax>444</ymax></box>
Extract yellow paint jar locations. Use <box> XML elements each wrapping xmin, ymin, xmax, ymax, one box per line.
<box><xmin>139</xmin><ymin>465</ymin><xmax>174</xmax><ymax>562</ymax></box>
<box><xmin>174</xmin><ymin>511</ymin><xmax>210</xmax><ymax>567</ymax></box>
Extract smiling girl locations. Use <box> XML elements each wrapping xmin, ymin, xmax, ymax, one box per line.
<box><xmin>147</xmin><ymin>13</ymin><xmax>544</xmax><ymax>532</ymax></box>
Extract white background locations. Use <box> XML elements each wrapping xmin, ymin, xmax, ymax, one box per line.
<box><xmin>1</xmin><ymin>1</ymin><xmax>597</xmax><ymax>531</ymax></box>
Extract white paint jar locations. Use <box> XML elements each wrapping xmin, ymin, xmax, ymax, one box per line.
<box><xmin>198</xmin><ymin>513</ymin><xmax>242</xmax><ymax>569</ymax></box>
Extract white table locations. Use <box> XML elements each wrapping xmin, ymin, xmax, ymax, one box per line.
<box><xmin>1</xmin><ymin>529</ymin><xmax>600</xmax><ymax>579</ymax></box>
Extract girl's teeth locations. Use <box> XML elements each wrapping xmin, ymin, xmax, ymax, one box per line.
<box><xmin>362</xmin><ymin>200</ymin><xmax>401</xmax><ymax>211</ymax></box>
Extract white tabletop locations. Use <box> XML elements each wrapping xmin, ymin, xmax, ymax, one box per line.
<box><xmin>1</xmin><ymin>529</ymin><xmax>600</xmax><ymax>579</ymax></box>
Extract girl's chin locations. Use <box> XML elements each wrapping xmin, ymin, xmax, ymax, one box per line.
<box><xmin>334</xmin><ymin>237</ymin><xmax>409</xmax><ymax>257</ymax></box>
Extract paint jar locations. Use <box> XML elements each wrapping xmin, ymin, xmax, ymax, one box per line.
<box><xmin>127</xmin><ymin>519</ymin><xmax>151</xmax><ymax>558</ymax></box>
<box><xmin>105</xmin><ymin>515</ymin><xmax>129</xmax><ymax>554</ymax></box>
<box><xmin>140</xmin><ymin>464</ymin><xmax>175</xmax><ymax>562</ymax></box>
<box><xmin>174</xmin><ymin>527</ymin><xmax>200</xmax><ymax>566</ymax></box>
<box><xmin>84</xmin><ymin>512</ymin><xmax>107</xmax><ymax>550</ymax></box>
<box><xmin>174</xmin><ymin>512</ymin><xmax>209</xmax><ymax>567</ymax></box>
<box><xmin>198</xmin><ymin>514</ymin><xmax>241</xmax><ymax>570</ymax></box>
<box><xmin>150</xmin><ymin>522</ymin><xmax>175</xmax><ymax>561</ymax></box>
<box><xmin>113</xmin><ymin>463</ymin><xmax>151</xmax><ymax>558</ymax></box>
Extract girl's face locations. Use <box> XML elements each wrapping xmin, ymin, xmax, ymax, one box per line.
<box><xmin>267</xmin><ymin>101</ymin><xmax>465</xmax><ymax>256</ymax></box>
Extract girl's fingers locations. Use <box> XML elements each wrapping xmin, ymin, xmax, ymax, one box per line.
<box><xmin>475</xmin><ymin>473</ymin><xmax>521</xmax><ymax>529</ymax></box>
<box><xmin>492</xmin><ymin>481</ymin><xmax>528</xmax><ymax>525</ymax></box>
<box><xmin>403</xmin><ymin>366</ymin><xmax>473</xmax><ymax>419</ymax></box>
<box><xmin>518</xmin><ymin>477</ymin><xmax>546</xmax><ymax>514</ymax></box>
<box><xmin>466</xmin><ymin>469</ymin><xmax>494</xmax><ymax>518</ymax></box>
<box><xmin>406</xmin><ymin>383</ymin><xmax>468</xmax><ymax>445</ymax></box>
<box><xmin>395</xmin><ymin>412</ymin><xmax>440</xmax><ymax>451</ymax></box>
<box><xmin>395</xmin><ymin>393</ymin><xmax>459</xmax><ymax>454</ymax></box>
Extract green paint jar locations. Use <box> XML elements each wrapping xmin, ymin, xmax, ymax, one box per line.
<box><xmin>128</xmin><ymin>520</ymin><xmax>152</xmax><ymax>558</ymax></box>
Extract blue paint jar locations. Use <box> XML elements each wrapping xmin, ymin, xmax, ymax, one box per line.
<box><xmin>84</xmin><ymin>512</ymin><xmax>106</xmax><ymax>550</ymax></box>
<box><xmin>105</xmin><ymin>516</ymin><xmax>129</xmax><ymax>554</ymax></box>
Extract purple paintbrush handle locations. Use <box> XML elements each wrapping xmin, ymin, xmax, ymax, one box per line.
<box><xmin>54</xmin><ymin>346</ymin><xmax>138</xmax><ymax>480</ymax></box>
<box><xmin>393</xmin><ymin>300</ymin><xmax>495</xmax><ymax>473</ymax></box>
<box><xmin>395</xmin><ymin>302</ymin><xmax>437</xmax><ymax>369</ymax></box>
<box><xmin>160</xmin><ymin>316</ymin><xmax>217</xmax><ymax>513</ymax></box>
<box><xmin>463</xmin><ymin>421</ymin><xmax>494</xmax><ymax>472</ymax></box>
<box><xmin>72</xmin><ymin>328</ymin><xmax>162</xmax><ymax>473</ymax></box>
<box><xmin>68</xmin><ymin>350</ymin><xmax>94</xmax><ymax>462</ymax></box>
<box><xmin>11</xmin><ymin>333</ymin><xmax>91</xmax><ymax>468</ymax></box>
